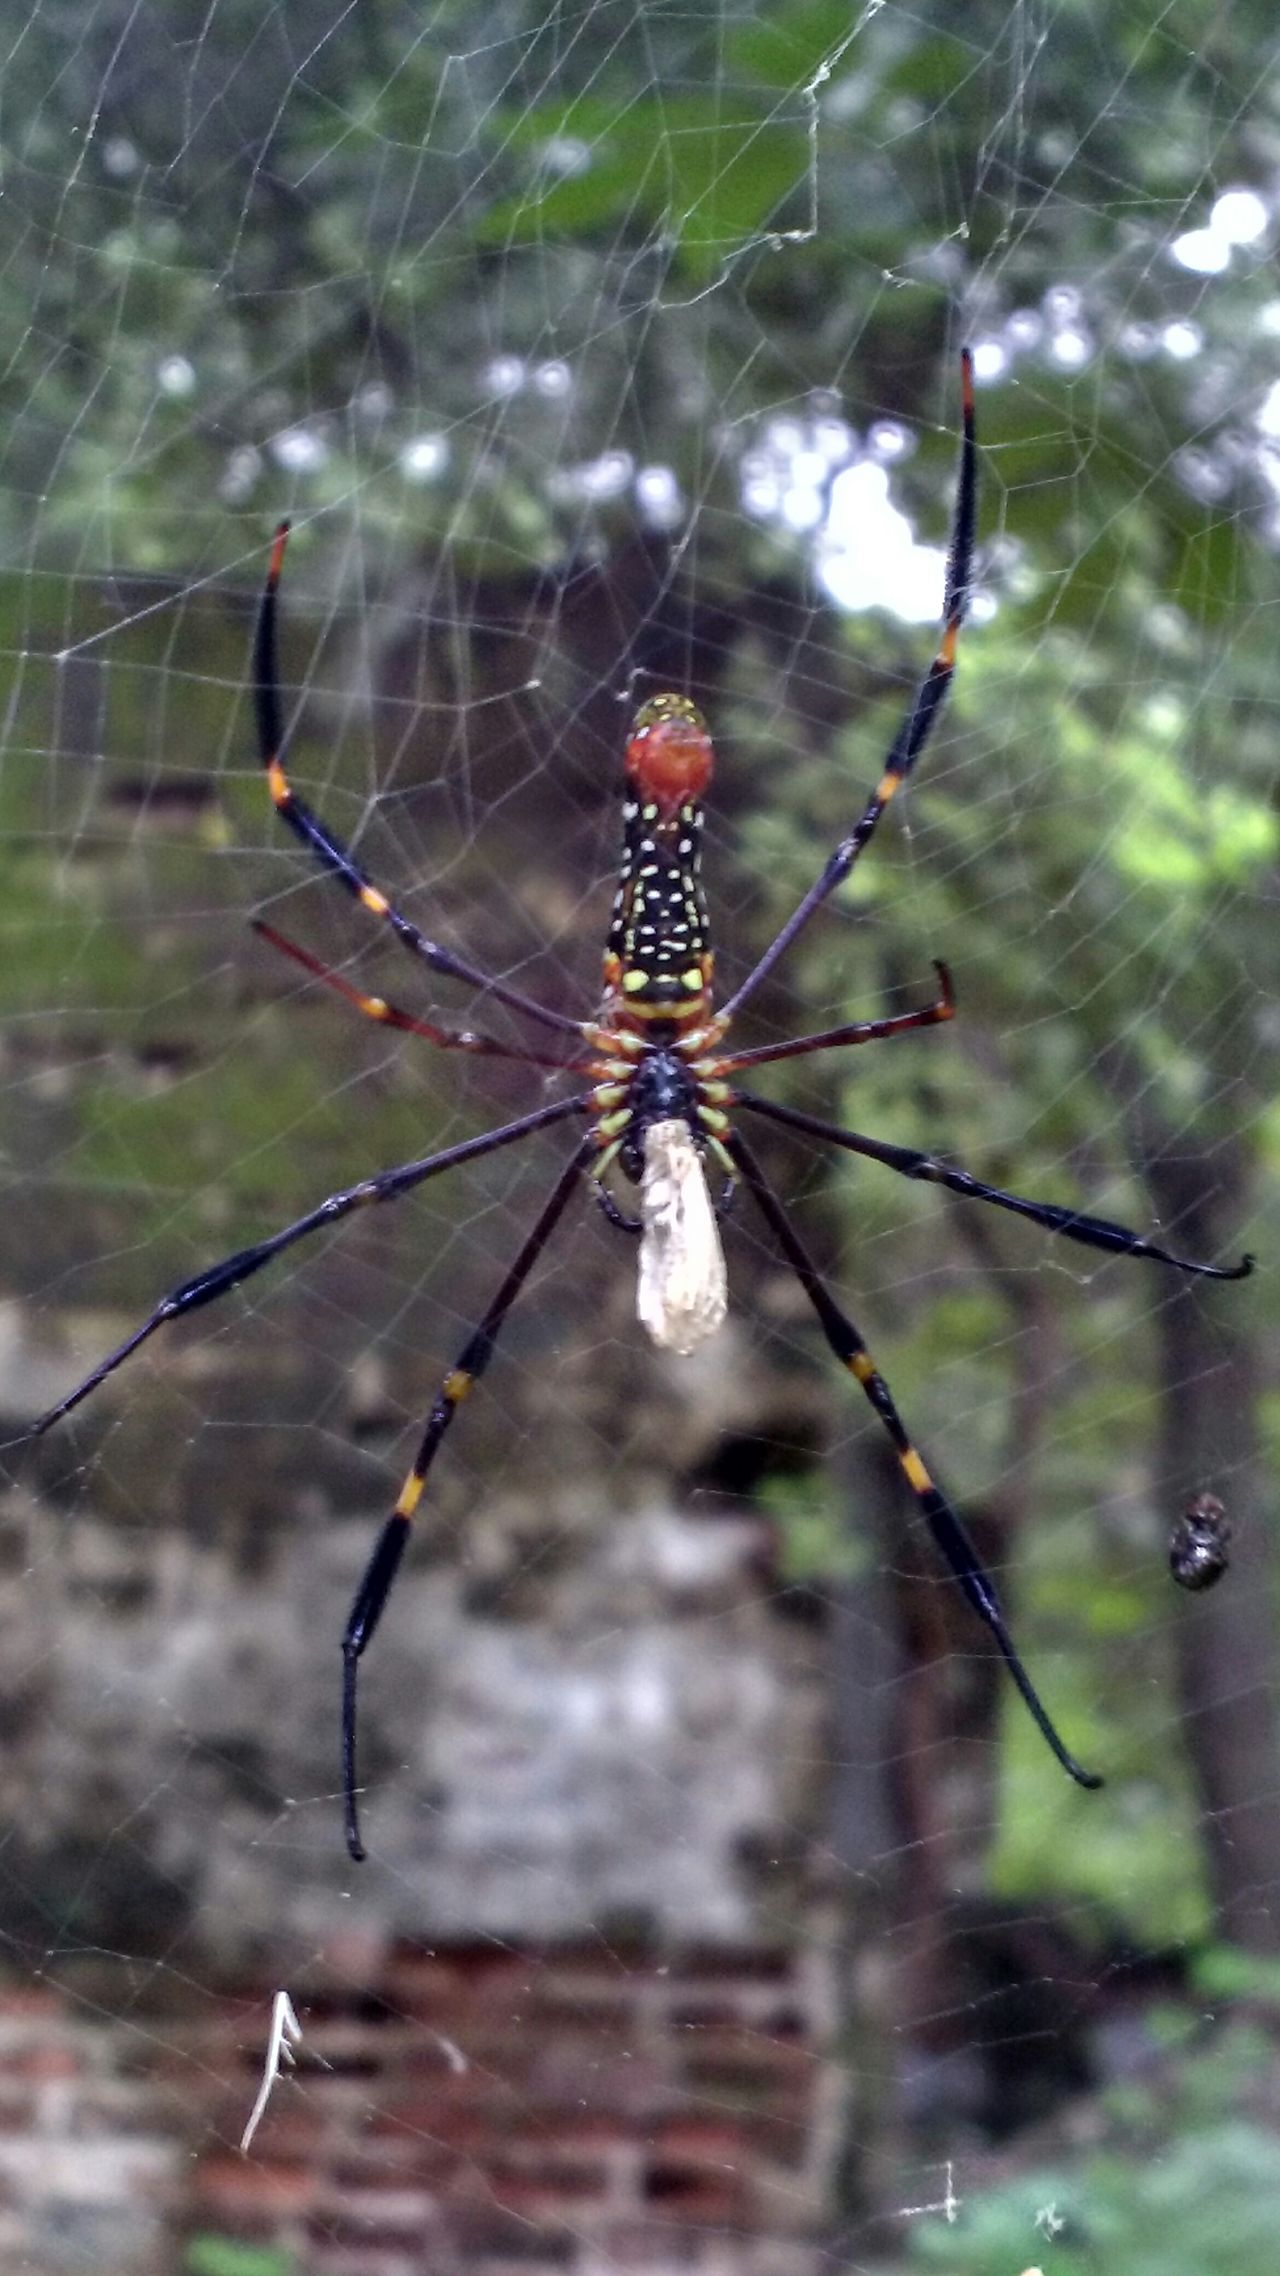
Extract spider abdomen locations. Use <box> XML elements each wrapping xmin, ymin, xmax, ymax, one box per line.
<box><xmin>602</xmin><ymin>693</ymin><xmax>715</xmax><ymax>1022</ymax></box>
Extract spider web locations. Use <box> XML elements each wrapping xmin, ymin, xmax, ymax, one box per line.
<box><xmin>1</xmin><ymin>2</ymin><xmax>1278</xmax><ymax>2271</ymax></box>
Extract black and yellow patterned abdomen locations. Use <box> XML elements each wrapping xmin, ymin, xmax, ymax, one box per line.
<box><xmin>601</xmin><ymin>695</ymin><xmax>715</xmax><ymax>1024</ymax></box>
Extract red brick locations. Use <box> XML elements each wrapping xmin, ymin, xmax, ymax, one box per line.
<box><xmin>307</xmin><ymin>2213</ymin><xmax>433</xmax><ymax>2255</ymax></box>
<box><xmin>211</xmin><ymin>2107</ymin><xmax>330</xmax><ymax>2163</ymax></box>
<box><xmin>333</xmin><ymin>2137</ymin><xmax>461</xmax><ymax>2188</ymax></box>
<box><xmin>448</xmin><ymin>2203</ymin><xmax>577</xmax><ymax>2263</ymax></box>
<box><xmin>370</xmin><ymin>2094</ymin><xmax>467</xmax><ymax>2141</ymax></box>
<box><xmin>485</xmin><ymin>2166</ymin><xmax>614</xmax><ymax>2219</ymax></box>
<box><xmin>675</xmin><ymin>2028</ymin><xmax>816</xmax><ymax>2107</ymax></box>
<box><xmin>4</xmin><ymin>2041</ymin><xmax>83</xmax><ymax>2081</ymax></box>
<box><xmin>327</xmin><ymin>2141</ymin><xmax>430</xmax><ymax>2185</ymax></box>
<box><xmin>504</xmin><ymin>2111</ymin><xmax>639</xmax><ymax>2152</ymax></box>
<box><xmin>390</xmin><ymin>2046</ymin><xmax>505</xmax><ymax>2094</ymax></box>
<box><xmin>668</xmin><ymin>2000</ymin><xmax>809</xmax><ymax>2035</ymax></box>
<box><xmin>649</xmin><ymin>2116</ymin><xmax>756</xmax><ymax>2164</ymax></box>
<box><xmin>490</xmin><ymin>2150</ymin><xmax>614</xmax><ymax>2195</ymax></box>
<box><xmin>448</xmin><ymin>1949</ymin><xmax>538</xmax><ymax>1989</ymax></box>
<box><xmin>669</xmin><ymin>1948</ymin><xmax>793</xmax><ymax>1981</ymax></box>
<box><xmin>195</xmin><ymin>2154</ymin><xmax>318</xmax><ymax>2215</ymax></box>
<box><xmin>0</xmin><ymin>2085</ymin><xmax>39</xmax><ymax>2133</ymax></box>
<box><xmin>662</xmin><ymin>1999</ymin><xmax>745</xmax><ymax>2029</ymax></box>
<box><xmin>602</xmin><ymin>2214</ymin><xmax>746</xmax><ymax>2265</ymax></box>
<box><xmin>308</xmin><ymin>2247</ymin><xmax>431</xmax><ymax>2276</ymax></box>
<box><xmin>394</xmin><ymin>2093</ymin><xmax>523</xmax><ymax>2148</ymax></box>
<box><xmin>412</xmin><ymin>2026</ymin><xmax>538</xmax><ymax>2080</ymax></box>
<box><xmin>311</xmin><ymin>2185</ymin><xmax>438</xmax><ymax>2245</ymax></box>
<box><xmin>530</xmin><ymin>1962</ymin><xmax>650</xmax><ymax>1995</ymax></box>
<box><xmin>0</xmin><ymin>1990</ymin><xmax>64</xmax><ymax>2023</ymax></box>
<box><xmin>395</xmin><ymin>2041</ymin><xmax>528</xmax><ymax>2093</ymax></box>
<box><xmin>293</xmin><ymin>2029</ymin><xmax>390</xmax><ymax>2080</ymax></box>
<box><xmin>303</xmin><ymin>1926</ymin><xmax>392</xmax><ymax>1987</ymax></box>
<box><xmin>642</xmin><ymin>2157</ymin><xmax>750</xmax><ymax>2226</ymax></box>
<box><xmin>383</xmin><ymin>1947</ymin><xmax>466</xmax><ymax>1989</ymax></box>
<box><xmin>533</xmin><ymin>2054</ymin><xmax>668</xmax><ymax>2116</ymax></box>
<box><xmin>526</xmin><ymin>1994</ymin><xmax>651</xmax><ymax>2036</ymax></box>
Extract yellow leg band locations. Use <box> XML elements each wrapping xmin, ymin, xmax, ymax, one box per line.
<box><xmin>900</xmin><ymin>1448</ymin><xmax>933</xmax><ymax>1494</ymax></box>
<box><xmin>395</xmin><ymin>1472</ymin><xmax>425</xmax><ymax>1519</ymax></box>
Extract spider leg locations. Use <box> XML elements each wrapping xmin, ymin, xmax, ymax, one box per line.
<box><xmin>24</xmin><ymin>1097</ymin><xmax>587</xmax><ymax>1439</ymax></box>
<box><xmin>256</xmin><ymin>525</ymin><xmax>583</xmax><ymax>1039</ymax></box>
<box><xmin>254</xmin><ymin>921</ymin><xmax>595</xmax><ymax>1073</ymax></box>
<box><xmin>713</xmin><ymin>963</ymin><xmax>954</xmax><ymax>1074</ymax></box>
<box><xmin>589</xmin><ymin>1151</ymin><xmax>737</xmax><ymax>1239</ymax></box>
<box><xmin>341</xmin><ymin>1136</ymin><xmax>592</xmax><ymax>1860</ymax></box>
<box><xmin>721</xmin><ymin>354</ymin><xmax>976</xmax><ymax>1023</ymax></box>
<box><xmin>593</xmin><ymin>1182</ymin><xmax>642</xmax><ymax>1236</ymax></box>
<box><xmin>729</xmin><ymin>1131</ymin><xmax>1102</xmax><ymax>1791</ymax></box>
<box><xmin>734</xmin><ymin>1091</ymin><xmax>1254</xmax><ymax>1280</ymax></box>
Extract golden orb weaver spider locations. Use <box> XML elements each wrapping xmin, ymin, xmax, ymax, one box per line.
<box><xmin>29</xmin><ymin>354</ymin><xmax>1252</xmax><ymax>1860</ymax></box>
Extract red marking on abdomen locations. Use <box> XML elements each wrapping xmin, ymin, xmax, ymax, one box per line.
<box><xmin>625</xmin><ymin>712</ymin><xmax>713</xmax><ymax>815</ymax></box>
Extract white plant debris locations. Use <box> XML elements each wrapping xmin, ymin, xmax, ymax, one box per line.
<box><xmin>240</xmin><ymin>1990</ymin><xmax>304</xmax><ymax>2154</ymax></box>
<box><xmin>637</xmin><ymin>1118</ymin><xmax>728</xmax><ymax>1355</ymax></box>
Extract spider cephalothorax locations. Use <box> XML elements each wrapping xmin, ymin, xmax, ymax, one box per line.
<box><xmin>28</xmin><ymin>355</ymin><xmax>1252</xmax><ymax>1859</ymax></box>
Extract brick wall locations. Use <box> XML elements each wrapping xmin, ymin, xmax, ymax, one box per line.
<box><xmin>0</xmin><ymin>1937</ymin><xmax>842</xmax><ymax>2275</ymax></box>
<box><xmin>0</xmin><ymin>1987</ymin><xmax>181</xmax><ymax>2275</ymax></box>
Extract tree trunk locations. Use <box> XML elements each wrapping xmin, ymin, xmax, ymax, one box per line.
<box><xmin>1148</xmin><ymin>1143</ymin><xmax>1279</xmax><ymax>1951</ymax></box>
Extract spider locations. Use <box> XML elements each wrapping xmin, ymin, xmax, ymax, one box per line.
<box><xmin>28</xmin><ymin>353</ymin><xmax>1252</xmax><ymax>1861</ymax></box>
<box><xmin>1169</xmin><ymin>1491</ymin><xmax>1231</xmax><ymax>1592</ymax></box>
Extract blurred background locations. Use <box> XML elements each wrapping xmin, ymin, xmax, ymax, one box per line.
<box><xmin>0</xmin><ymin>1</ymin><xmax>1277</xmax><ymax>2271</ymax></box>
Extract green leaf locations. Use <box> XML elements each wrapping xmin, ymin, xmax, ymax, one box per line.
<box><xmin>477</xmin><ymin>95</ymin><xmax>809</xmax><ymax>278</ymax></box>
<box><xmin>185</xmin><ymin>2237</ymin><xmax>294</xmax><ymax>2276</ymax></box>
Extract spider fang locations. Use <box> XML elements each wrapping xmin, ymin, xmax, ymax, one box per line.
<box><xmin>637</xmin><ymin>1118</ymin><xmax>728</xmax><ymax>1355</ymax></box>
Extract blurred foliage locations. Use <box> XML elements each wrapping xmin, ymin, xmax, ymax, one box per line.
<box><xmin>907</xmin><ymin>2016</ymin><xmax>1280</xmax><ymax>2275</ymax></box>
<box><xmin>185</xmin><ymin>2237</ymin><xmax>294</xmax><ymax>2276</ymax></box>
<box><xmin>3</xmin><ymin>0</ymin><xmax>1279</xmax><ymax>572</ymax></box>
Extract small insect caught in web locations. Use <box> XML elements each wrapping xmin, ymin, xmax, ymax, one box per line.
<box><xmin>637</xmin><ymin>1117</ymin><xmax>729</xmax><ymax>1354</ymax></box>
